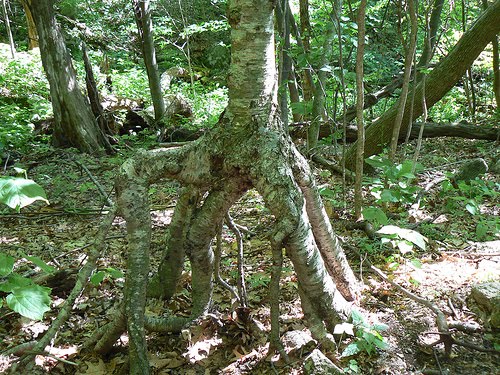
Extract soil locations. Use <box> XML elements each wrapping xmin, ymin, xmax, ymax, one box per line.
<box><xmin>0</xmin><ymin>137</ymin><xmax>498</xmax><ymax>374</ymax></box>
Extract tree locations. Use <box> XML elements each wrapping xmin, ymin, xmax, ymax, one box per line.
<box><xmin>91</xmin><ymin>0</ymin><xmax>361</xmax><ymax>372</ymax></box>
<box><xmin>344</xmin><ymin>0</ymin><xmax>500</xmax><ymax>170</ymax></box>
<box><xmin>132</xmin><ymin>0</ymin><xmax>165</xmax><ymax>122</ymax></box>
<box><xmin>19</xmin><ymin>0</ymin><xmax>38</xmax><ymax>50</ymax></box>
<box><xmin>27</xmin><ymin>0</ymin><xmax>111</xmax><ymax>154</ymax></box>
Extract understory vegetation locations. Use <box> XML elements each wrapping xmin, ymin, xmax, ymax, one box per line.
<box><xmin>1</xmin><ymin>0</ymin><xmax>499</xmax><ymax>374</ymax></box>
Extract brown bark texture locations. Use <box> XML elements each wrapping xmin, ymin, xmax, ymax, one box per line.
<box><xmin>28</xmin><ymin>0</ymin><xmax>110</xmax><ymax>154</ymax></box>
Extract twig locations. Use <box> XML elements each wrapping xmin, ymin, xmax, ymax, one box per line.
<box><xmin>72</xmin><ymin>158</ymin><xmax>114</xmax><ymax>207</ymax></box>
<box><xmin>10</xmin><ymin>207</ymin><xmax>117</xmax><ymax>373</ymax></box>
<box><xmin>214</xmin><ymin>223</ymin><xmax>240</xmax><ymax>304</ymax></box>
<box><xmin>226</xmin><ymin>213</ymin><xmax>248</xmax><ymax>307</ymax></box>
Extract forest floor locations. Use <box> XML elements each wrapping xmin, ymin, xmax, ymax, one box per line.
<box><xmin>0</xmin><ymin>136</ymin><xmax>499</xmax><ymax>374</ymax></box>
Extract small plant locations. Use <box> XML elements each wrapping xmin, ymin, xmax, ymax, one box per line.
<box><xmin>90</xmin><ymin>267</ymin><xmax>125</xmax><ymax>286</ymax></box>
<box><xmin>335</xmin><ymin>309</ymin><xmax>389</xmax><ymax>357</ymax></box>
<box><xmin>0</xmin><ymin>169</ymin><xmax>49</xmax><ymax>212</ymax></box>
<box><xmin>0</xmin><ymin>252</ymin><xmax>54</xmax><ymax>320</ymax></box>
<box><xmin>365</xmin><ymin>155</ymin><xmax>423</xmax><ymax>208</ymax></box>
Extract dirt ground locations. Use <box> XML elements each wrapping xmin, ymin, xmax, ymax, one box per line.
<box><xmin>0</xmin><ymin>137</ymin><xmax>499</xmax><ymax>374</ymax></box>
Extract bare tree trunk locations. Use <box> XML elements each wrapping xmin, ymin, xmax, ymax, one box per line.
<box><xmin>20</xmin><ymin>0</ymin><xmax>38</xmax><ymax>49</ymax></box>
<box><xmin>2</xmin><ymin>0</ymin><xmax>15</xmax><ymax>58</ymax></box>
<box><xmin>27</xmin><ymin>0</ymin><xmax>110</xmax><ymax>154</ymax></box>
<box><xmin>344</xmin><ymin>0</ymin><xmax>500</xmax><ymax>170</ymax></box>
<box><xmin>389</xmin><ymin>0</ymin><xmax>417</xmax><ymax>160</ymax></box>
<box><xmin>416</xmin><ymin>0</ymin><xmax>444</xmax><ymax>80</ymax></box>
<box><xmin>482</xmin><ymin>0</ymin><xmax>500</xmax><ymax>109</ymax></box>
<box><xmin>132</xmin><ymin>0</ymin><xmax>166</xmax><ymax>122</ymax></box>
<box><xmin>354</xmin><ymin>0</ymin><xmax>367</xmax><ymax>219</ymax></box>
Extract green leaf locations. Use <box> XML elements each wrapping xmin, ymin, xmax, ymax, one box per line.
<box><xmin>0</xmin><ymin>253</ymin><xmax>15</xmax><ymax>277</ymax></box>
<box><xmin>105</xmin><ymin>267</ymin><xmax>124</xmax><ymax>279</ymax></box>
<box><xmin>465</xmin><ymin>200</ymin><xmax>479</xmax><ymax>215</ymax></box>
<box><xmin>90</xmin><ymin>271</ymin><xmax>106</xmax><ymax>286</ymax></box>
<box><xmin>378</xmin><ymin>225</ymin><xmax>427</xmax><ymax>250</ymax></box>
<box><xmin>19</xmin><ymin>252</ymin><xmax>56</xmax><ymax>274</ymax></box>
<box><xmin>341</xmin><ymin>342</ymin><xmax>361</xmax><ymax>357</ymax></box>
<box><xmin>0</xmin><ymin>273</ymin><xmax>32</xmax><ymax>292</ymax></box>
<box><xmin>6</xmin><ymin>284</ymin><xmax>51</xmax><ymax>320</ymax></box>
<box><xmin>362</xmin><ymin>207</ymin><xmax>388</xmax><ymax>227</ymax></box>
<box><xmin>0</xmin><ymin>177</ymin><xmax>49</xmax><ymax>212</ymax></box>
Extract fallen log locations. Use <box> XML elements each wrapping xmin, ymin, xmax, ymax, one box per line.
<box><xmin>291</xmin><ymin>121</ymin><xmax>499</xmax><ymax>142</ymax></box>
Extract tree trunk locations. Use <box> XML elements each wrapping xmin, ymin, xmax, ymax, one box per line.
<box><xmin>132</xmin><ymin>0</ymin><xmax>166</xmax><ymax>122</ymax></box>
<box><xmin>2</xmin><ymin>0</ymin><xmax>15</xmax><ymax>58</ymax></box>
<box><xmin>20</xmin><ymin>0</ymin><xmax>38</xmax><ymax>49</ymax></box>
<box><xmin>354</xmin><ymin>0</ymin><xmax>367</xmax><ymax>219</ymax></box>
<box><xmin>344</xmin><ymin>0</ymin><xmax>500</xmax><ymax>170</ymax></box>
<box><xmin>416</xmin><ymin>0</ymin><xmax>444</xmax><ymax>80</ymax></box>
<box><xmin>27</xmin><ymin>0</ymin><xmax>110</xmax><ymax>154</ymax></box>
<box><xmin>110</xmin><ymin>1</ymin><xmax>360</xmax><ymax>372</ymax></box>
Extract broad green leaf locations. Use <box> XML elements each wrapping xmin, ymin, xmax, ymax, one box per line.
<box><xmin>6</xmin><ymin>284</ymin><xmax>51</xmax><ymax>320</ymax></box>
<box><xmin>341</xmin><ymin>342</ymin><xmax>361</xmax><ymax>357</ymax></box>
<box><xmin>0</xmin><ymin>177</ymin><xmax>49</xmax><ymax>212</ymax></box>
<box><xmin>105</xmin><ymin>267</ymin><xmax>124</xmax><ymax>279</ymax></box>
<box><xmin>365</xmin><ymin>155</ymin><xmax>393</xmax><ymax>169</ymax></box>
<box><xmin>465</xmin><ymin>200</ymin><xmax>479</xmax><ymax>215</ymax></box>
<box><xmin>411</xmin><ymin>258</ymin><xmax>423</xmax><ymax>269</ymax></box>
<box><xmin>20</xmin><ymin>252</ymin><xmax>56</xmax><ymax>274</ymax></box>
<box><xmin>0</xmin><ymin>253</ymin><xmax>15</xmax><ymax>277</ymax></box>
<box><xmin>362</xmin><ymin>207</ymin><xmax>388</xmax><ymax>227</ymax></box>
<box><xmin>378</xmin><ymin>225</ymin><xmax>427</xmax><ymax>250</ymax></box>
<box><xmin>90</xmin><ymin>271</ymin><xmax>106</xmax><ymax>286</ymax></box>
<box><xmin>350</xmin><ymin>309</ymin><xmax>366</xmax><ymax>326</ymax></box>
<box><xmin>0</xmin><ymin>273</ymin><xmax>32</xmax><ymax>292</ymax></box>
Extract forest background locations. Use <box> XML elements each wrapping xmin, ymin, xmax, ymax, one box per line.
<box><xmin>0</xmin><ymin>0</ymin><xmax>499</xmax><ymax>374</ymax></box>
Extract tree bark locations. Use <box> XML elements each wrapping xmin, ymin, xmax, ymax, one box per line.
<box><xmin>110</xmin><ymin>1</ymin><xmax>360</xmax><ymax>371</ymax></box>
<box><xmin>132</xmin><ymin>0</ymin><xmax>166</xmax><ymax>122</ymax></box>
<box><xmin>354</xmin><ymin>0</ymin><xmax>367</xmax><ymax>219</ymax></box>
<box><xmin>2</xmin><ymin>0</ymin><xmax>15</xmax><ymax>58</ymax></box>
<box><xmin>344</xmin><ymin>0</ymin><xmax>500</xmax><ymax>170</ymax></box>
<box><xmin>389</xmin><ymin>0</ymin><xmax>417</xmax><ymax>159</ymax></box>
<box><xmin>27</xmin><ymin>0</ymin><xmax>110</xmax><ymax>154</ymax></box>
<box><xmin>20</xmin><ymin>0</ymin><xmax>38</xmax><ymax>50</ymax></box>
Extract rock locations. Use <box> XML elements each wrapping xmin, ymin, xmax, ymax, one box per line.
<box><xmin>281</xmin><ymin>330</ymin><xmax>316</xmax><ymax>357</ymax></box>
<box><xmin>303</xmin><ymin>349</ymin><xmax>343</xmax><ymax>375</ymax></box>
<box><xmin>468</xmin><ymin>282</ymin><xmax>500</xmax><ymax>329</ymax></box>
<box><xmin>453</xmin><ymin>158</ymin><xmax>488</xmax><ymax>184</ymax></box>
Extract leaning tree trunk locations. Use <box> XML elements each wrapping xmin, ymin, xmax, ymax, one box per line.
<box><xmin>20</xmin><ymin>0</ymin><xmax>38</xmax><ymax>49</ymax></box>
<box><xmin>27</xmin><ymin>0</ymin><xmax>110</xmax><ymax>154</ymax></box>
<box><xmin>344</xmin><ymin>0</ymin><xmax>500</xmax><ymax>170</ymax></box>
<box><xmin>132</xmin><ymin>0</ymin><xmax>165</xmax><ymax>122</ymax></box>
<box><xmin>110</xmin><ymin>0</ymin><xmax>360</xmax><ymax>373</ymax></box>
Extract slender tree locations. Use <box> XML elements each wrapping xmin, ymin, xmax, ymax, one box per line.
<box><xmin>344</xmin><ymin>0</ymin><xmax>500</xmax><ymax>170</ymax></box>
<box><xmin>354</xmin><ymin>0</ymin><xmax>367</xmax><ymax>219</ymax></box>
<box><xmin>132</xmin><ymin>0</ymin><xmax>166</xmax><ymax>121</ymax></box>
<box><xmin>1</xmin><ymin>0</ymin><xmax>15</xmax><ymax>58</ymax></box>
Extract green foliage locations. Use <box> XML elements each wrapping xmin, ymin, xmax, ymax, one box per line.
<box><xmin>440</xmin><ymin>178</ymin><xmax>500</xmax><ymax>241</ymax></box>
<box><xmin>0</xmin><ymin>253</ymin><xmax>53</xmax><ymax>320</ymax></box>
<box><xmin>377</xmin><ymin>225</ymin><xmax>427</xmax><ymax>254</ymax></box>
<box><xmin>90</xmin><ymin>267</ymin><xmax>125</xmax><ymax>286</ymax></box>
<box><xmin>0</xmin><ymin>48</ymin><xmax>52</xmax><ymax>151</ymax></box>
<box><xmin>365</xmin><ymin>155</ymin><xmax>423</xmax><ymax>207</ymax></box>
<box><xmin>335</xmin><ymin>309</ymin><xmax>388</xmax><ymax>358</ymax></box>
<box><xmin>0</xmin><ymin>176</ymin><xmax>49</xmax><ymax>212</ymax></box>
